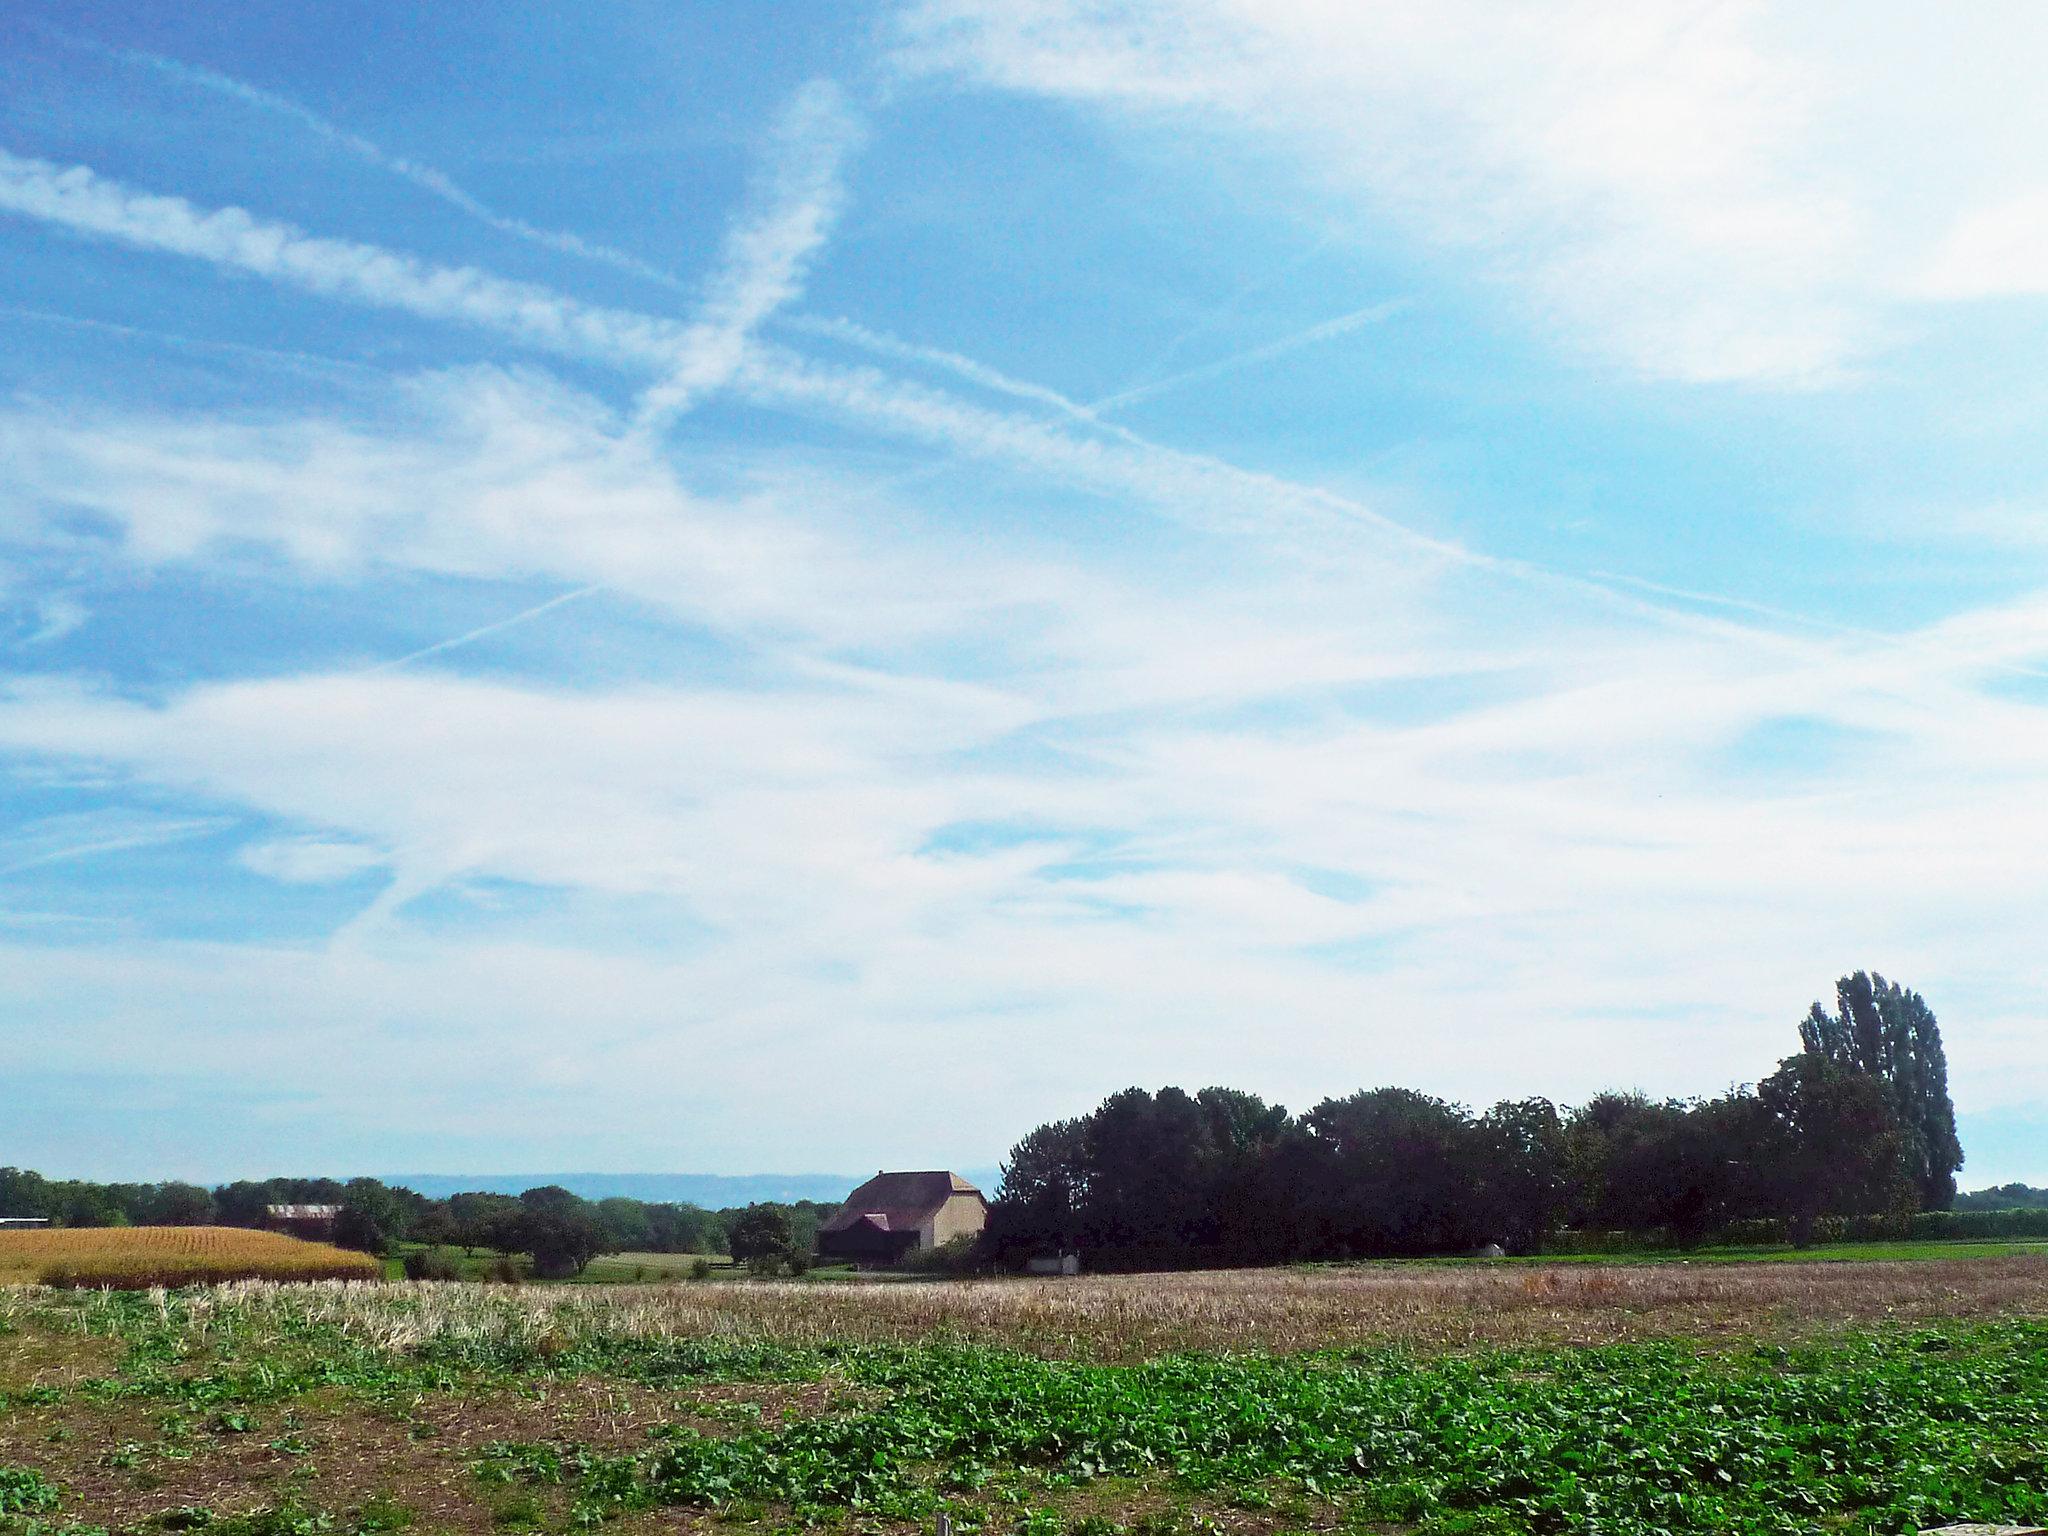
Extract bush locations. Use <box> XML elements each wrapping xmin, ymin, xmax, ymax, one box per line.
<box><xmin>402</xmin><ymin>1248</ymin><xmax>462</xmax><ymax>1281</ymax></box>
<box><xmin>689</xmin><ymin>1257</ymin><xmax>713</xmax><ymax>1281</ymax></box>
<box><xmin>901</xmin><ymin>1234</ymin><xmax>981</xmax><ymax>1275</ymax></box>
<box><xmin>489</xmin><ymin>1254</ymin><xmax>524</xmax><ymax>1284</ymax></box>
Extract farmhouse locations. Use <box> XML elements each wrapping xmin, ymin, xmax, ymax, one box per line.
<box><xmin>263</xmin><ymin>1203</ymin><xmax>340</xmax><ymax>1240</ymax></box>
<box><xmin>816</xmin><ymin>1170</ymin><xmax>986</xmax><ymax>1265</ymax></box>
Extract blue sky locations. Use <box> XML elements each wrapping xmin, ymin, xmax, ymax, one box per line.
<box><xmin>3</xmin><ymin>1</ymin><xmax>2046</xmax><ymax>1185</ymax></box>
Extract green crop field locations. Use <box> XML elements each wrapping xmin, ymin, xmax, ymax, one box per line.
<box><xmin>3</xmin><ymin>1257</ymin><xmax>2048</xmax><ymax>1534</ymax></box>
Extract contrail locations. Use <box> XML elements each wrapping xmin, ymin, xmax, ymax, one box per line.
<box><xmin>57</xmin><ymin>28</ymin><xmax>692</xmax><ymax>296</ymax></box>
<box><xmin>781</xmin><ymin>314</ymin><xmax>1109</xmax><ymax>426</ymax></box>
<box><xmin>363</xmin><ymin>585</ymin><xmax>603</xmax><ymax>675</ymax></box>
<box><xmin>0</xmin><ymin>301</ymin><xmax>385</xmax><ymax>384</ymax></box>
<box><xmin>1090</xmin><ymin>299</ymin><xmax>1408</xmax><ymax>413</ymax></box>
<box><xmin>0</xmin><ymin>817</ymin><xmax>228</xmax><ymax>877</ymax></box>
<box><xmin>0</xmin><ymin>143</ymin><xmax>1885</xmax><ymax>649</ymax></box>
<box><xmin>634</xmin><ymin>80</ymin><xmax>864</xmax><ymax>429</ymax></box>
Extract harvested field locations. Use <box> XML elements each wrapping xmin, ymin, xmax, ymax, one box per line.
<box><xmin>0</xmin><ymin>1225</ymin><xmax>380</xmax><ymax>1288</ymax></box>
<box><xmin>148</xmin><ymin>1253</ymin><xmax>2048</xmax><ymax>1359</ymax></box>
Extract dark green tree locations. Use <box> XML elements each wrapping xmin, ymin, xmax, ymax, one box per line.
<box><xmin>1301</xmin><ymin>1088</ymin><xmax>1483</xmax><ymax>1255</ymax></box>
<box><xmin>0</xmin><ymin>1167</ymin><xmax>51</xmax><ymax>1219</ymax></box>
<box><xmin>728</xmin><ymin>1204</ymin><xmax>796</xmax><ymax>1273</ymax></box>
<box><xmin>1471</xmin><ymin>1097</ymin><xmax>1569</xmax><ymax>1253</ymax></box>
<box><xmin>333</xmin><ymin>1178</ymin><xmax>412</xmax><ymax>1255</ymax></box>
<box><xmin>1759</xmin><ymin>1050</ymin><xmax>1916</xmax><ymax>1245</ymax></box>
<box><xmin>988</xmin><ymin>1117</ymin><xmax>1090</xmax><ymax>1258</ymax></box>
<box><xmin>595</xmin><ymin>1197</ymin><xmax>654</xmax><ymax>1252</ymax></box>
<box><xmin>1800</xmin><ymin>972</ymin><xmax>1963</xmax><ymax>1208</ymax></box>
<box><xmin>489</xmin><ymin>1206</ymin><xmax>608</xmax><ymax>1278</ymax></box>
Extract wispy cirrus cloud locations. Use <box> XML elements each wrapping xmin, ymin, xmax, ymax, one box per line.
<box><xmin>888</xmin><ymin>0</ymin><xmax>2048</xmax><ymax>384</ymax></box>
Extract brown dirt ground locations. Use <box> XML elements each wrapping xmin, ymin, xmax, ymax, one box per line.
<box><xmin>0</xmin><ymin>1372</ymin><xmax>882</xmax><ymax>1533</ymax></box>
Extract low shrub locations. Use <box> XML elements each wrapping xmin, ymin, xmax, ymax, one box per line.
<box><xmin>900</xmin><ymin>1234</ymin><xmax>981</xmax><ymax>1275</ymax></box>
<box><xmin>402</xmin><ymin>1249</ymin><xmax>462</xmax><ymax>1282</ymax></box>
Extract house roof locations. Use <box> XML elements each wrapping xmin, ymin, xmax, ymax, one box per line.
<box><xmin>266</xmin><ymin>1204</ymin><xmax>340</xmax><ymax>1220</ymax></box>
<box><xmin>818</xmin><ymin>1171</ymin><xmax>984</xmax><ymax>1235</ymax></box>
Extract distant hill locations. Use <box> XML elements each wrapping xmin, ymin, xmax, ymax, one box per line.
<box><xmin>382</xmin><ymin>1170</ymin><xmax>1003</xmax><ymax>1207</ymax></box>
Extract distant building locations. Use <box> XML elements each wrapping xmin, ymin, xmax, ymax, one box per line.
<box><xmin>0</xmin><ymin>1217</ymin><xmax>50</xmax><ymax>1229</ymax></box>
<box><xmin>264</xmin><ymin>1204</ymin><xmax>340</xmax><ymax>1240</ymax></box>
<box><xmin>815</xmin><ymin>1171</ymin><xmax>986</xmax><ymax>1265</ymax></box>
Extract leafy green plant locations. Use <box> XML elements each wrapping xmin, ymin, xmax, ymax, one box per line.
<box><xmin>0</xmin><ymin>1468</ymin><xmax>60</xmax><ymax>1515</ymax></box>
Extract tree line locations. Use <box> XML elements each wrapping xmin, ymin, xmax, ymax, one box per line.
<box><xmin>0</xmin><ymin>1166</ymin><xmax>831</xmax><ymax>1279</ymax></box>
<box><xmin>987</xmin><ymin>972</ymin><xmax>1968</xmax><ymax>1265</ymax></box>
<box><xmin>1956</xmin><ymin>1183</ymin><xmax>2048</xmax><ymax>1212</ymax></box>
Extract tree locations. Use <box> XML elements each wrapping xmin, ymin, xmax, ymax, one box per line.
<box><xmin>728</xmin><ymin>1205</ymin><xmax>797</xmax><ymax>1274</ymax></box>
<box><xmin>1470</xmin><ymin>1098</ymin><xmax>1569</xmax><ymax>1253</ymax></box>
<box><xmin>596</xmin><ymin>1197</ymin><xmax>654</xmax><ymax>1253</ymax></box>
<box><xmin>0</xmin><ymin>1167</ymin><xmax>50</xmax><ymax>1219</ymax></box>
<box><xmin>488</xmin><ymin>1205</ymin><xmax>609</xmax><ymax>1278</ymax></box>
<box><xmin>1301</xmin><ymin>1088</ymin><xmax>1485</xmax><ymax>1255</ymax></box>
<box><xmin>1800</xmin><ymin>972</ymin><xmax>1963</xmax><ymax>1209</ymax></box>
<box><xmin>1759</xmin><ymin>1050</ymin><xmax>1916</xmax><ymax>1245</ymax></box>
<box><xmin>331</xmin><ymin>1178</ymin><xmax>413</xmax><ymax>1255</ymax></box>
<box><xmin>120</xmin><ymin>1187</ymin><xmax>217</xmax><ymax>1236</ymax></box>
<box><xmin>986</xmin><ymin>1117</ymin><xmax>1089</xmax><ymax>1260</ymax></box>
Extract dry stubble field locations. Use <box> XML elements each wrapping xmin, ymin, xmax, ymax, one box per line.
<box><xmin>3</xmin><ymin>1257</ymin><xmax>2048</xmax><ymax>1535</ymax></box>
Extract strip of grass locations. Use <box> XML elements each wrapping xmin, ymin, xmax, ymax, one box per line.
<box><xmin>1301</xmin><ymin>1239</ymin><xmax>2048</xmax><ymax>1269</ymax></box>
<box><xmin>1507</xmin><ymin>1239</ymin><xmax>2048</xmax><ymax>1265</ymax></box>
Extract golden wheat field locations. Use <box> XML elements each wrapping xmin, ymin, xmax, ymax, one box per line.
<box><xmin>0</xmin><ymin>1224</ymin><xmax>381</xmax><ymax>1287</ymax></box>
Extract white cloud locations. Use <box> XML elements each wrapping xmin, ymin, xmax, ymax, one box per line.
<box><xmin>893</xmin><ymin>0</ymin><xmax>1858</xmax><ymax>383</ymax></box>
<box><xmin>5</xmin><ymin>48</ymin><xmax>2048</xmax><ymax>1172</ymax></box>
<box><xmin>890</xmin><ymin>0</ymin><xmax>2048</xmax><ymax>383</ymax></box>
<box><xmin>238</xmin><ymin>837</ymin><xmax>386</xmax><ymax>884</ymax></box>
<box><xmin>0</xmin><ymin>427</ymin><xmax>2044</xmax><ymax>1146</ymax></box>
<box><xmin>1088</xmin><ymin>298</ymin><xmax>1407</xmax><ymax>412</ymax></box>
<box><xmin>1923</xmin><ymin>191</ymin><xmax>2048</xmax><ymax>300</ymax></box>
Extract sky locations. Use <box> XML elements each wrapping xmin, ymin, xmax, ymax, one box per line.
<box><xmin>2</xmin><ymin>1</ymin><xmax>2046</xmax><ymax>1187</ymax></box>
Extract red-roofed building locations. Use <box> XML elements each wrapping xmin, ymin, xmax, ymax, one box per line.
<box><xmin>815</xmin><ymin>1171</ymin><xmax>986</xmax><ymax>1265</ymax></box>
